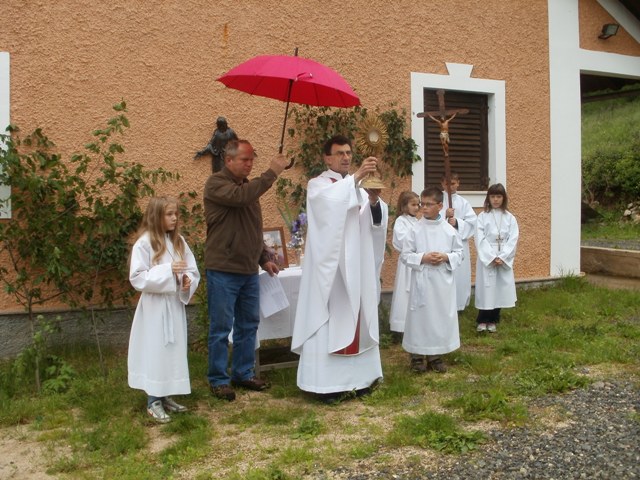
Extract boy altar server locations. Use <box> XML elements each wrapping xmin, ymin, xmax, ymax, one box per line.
<box><xmin>401</xmin><ymin>187</ymin><xmax>463</xmax><ymax>373</ymax></box>
<box><xmin>440</xmin><ymin>174</ymin><xmax>477</xmax><ymax>311</ymax></box>
<box><xmin>292</xmin><ymin>135</ymin><xmax>388</xmax><ymax>402</ymax></box>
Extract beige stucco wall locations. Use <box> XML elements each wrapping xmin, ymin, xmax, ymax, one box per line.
<box><xmin>1</xmin><ymin>0</ymin><xmax>556</xmax><ymax>312</ymax></box>
<box><xmin>580</xmin><ymin>0</ymin><xmax>640</xmax><ymax>53</ymax></box>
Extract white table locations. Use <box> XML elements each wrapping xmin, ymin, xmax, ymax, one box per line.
<box><xmin>256</xmin><ymin>266</ymin><xmax>302</xmax><ymax>373</ymax></box>
<box><xmin>258</xmin><ymin>265</ymin><xmax>302</xmax><ymax>340</ymax></box>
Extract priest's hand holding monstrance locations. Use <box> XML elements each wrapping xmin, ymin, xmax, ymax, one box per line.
<box><xmin>355</xmin><ymin>115</ymin><xmax>388</xmax><ymax>190</ymax></box>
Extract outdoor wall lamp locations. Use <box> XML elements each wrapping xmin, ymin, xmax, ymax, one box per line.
<box><xmin>598</xmin><ymin>23</ymin><xmax>620</xmax><ymax>39</ymax></box>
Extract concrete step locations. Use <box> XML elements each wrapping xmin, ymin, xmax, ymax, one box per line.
<box><xmin>584</xmin><ymin>273</ymin><xmax>640</xmax><ymax>291</ymax></box>
<box><xmin>581</xmin><ymin>246</ymin><xmax>640</xmax><ymax>279</ymax></box>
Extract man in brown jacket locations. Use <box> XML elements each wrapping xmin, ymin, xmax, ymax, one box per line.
<box><xmin>204</xmin><ymin>139</ymin><xmax>288</xmax><ymax>401</ymax></box>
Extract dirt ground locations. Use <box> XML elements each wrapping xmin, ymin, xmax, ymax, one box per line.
<box><xmin>1</xmin><ymin>359</ymin><xmax>636</xmax><ymax>479</ymax></box>
<box><xmin>0</xmin><ymin>425</ymin><xmax>55</xmax><ymax>479</ymax></box>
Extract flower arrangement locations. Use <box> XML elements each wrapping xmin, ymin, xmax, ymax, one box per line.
<box><xmin>287</xmin><ymin>212</ymin><xmax>307</xmax><ymax>250</ymax></box>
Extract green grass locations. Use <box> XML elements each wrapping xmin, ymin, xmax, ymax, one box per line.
<box><xmin>581</xmin><ymin>91</ymin><xmax>640</xmax><ymax>204</ymax></box>
<box><xmin>444</xmin><ymin>387</ymin><xmax>529</xmax><ymax>424</ymax></box>
<box><xmin>581</xmin><ymin>207</ymin><xmax>640</xmax><ymax>241</ymax></box>
<box><xmin>1</xmin><ymin>276</ymin><xmax>639</xmax><ymax>478</ymax></box>
<box><xmin>582</xmin><ymin>96</ymin><xmax>640</xmax><ymax>156</ymax></box>
<box><xmin>387</xmin><ymin>411</ymin><xmax>485</xmax><ymax>454</ymax></box>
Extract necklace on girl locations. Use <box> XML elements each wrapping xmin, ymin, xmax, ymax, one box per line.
<box><xmin>492</xmin><ymin>210</ymin><xmax>503</xmax><ymax>251</ymax></box>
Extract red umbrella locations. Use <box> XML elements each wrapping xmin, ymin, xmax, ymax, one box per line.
<box><xmin>217</xmin><ymin>48</ymin><xmax>360</xmax><ymax>157</ymax></box>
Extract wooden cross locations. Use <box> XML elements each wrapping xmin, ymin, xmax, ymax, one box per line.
<box><xmin>417</xmin><ymin>89</ymin><xmax>469</xmax><ymax>207</ymax></box>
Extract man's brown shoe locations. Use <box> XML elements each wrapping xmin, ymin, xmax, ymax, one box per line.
<box><xmin>231</xmin><ymin>377</ymin><xmax>270</xmax><ymax>391</ymax></box>
<box><xmin>210</xmin><ymin>383</ymin><xmax>236</xmax><ymax>401</ymax></box>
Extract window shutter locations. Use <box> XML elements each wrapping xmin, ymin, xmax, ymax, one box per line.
<box><xmin>423</xmin><ymin>89</ymin><xmax>489</xmax><ymax>191</ymax></box>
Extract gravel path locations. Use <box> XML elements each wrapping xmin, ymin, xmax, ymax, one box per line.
<box><xmin>339</xmin><ymin>380</ymin><xmax>640</xmax><ymax>480</ymax></box>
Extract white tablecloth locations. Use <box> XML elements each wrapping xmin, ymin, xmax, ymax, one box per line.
<box><xmin>258</xmin><ymin>266</ymin><xmax>302</xmax><ymax>341</ymax></box>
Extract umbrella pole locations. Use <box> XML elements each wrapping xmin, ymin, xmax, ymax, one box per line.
<box><xmin>279</xmin><ymin>87</ymin><xmax>292</xmax><ymax>155</ymax></box>
<box><xmin>280</xmin><ymin>48</ymin><xmax>298</xmax><ymax>168</ymax></box>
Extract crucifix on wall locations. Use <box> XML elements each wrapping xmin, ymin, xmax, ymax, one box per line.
<box><xmin>417</xmin><ymin>89</ymin><xmax>469</xmax><ymax>206</ymax></box>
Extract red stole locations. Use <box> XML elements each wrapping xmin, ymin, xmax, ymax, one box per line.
<box><xmin>333</xmin><ymin>313</ymin><xmax>361</xmax><ymax>355</ymax></box>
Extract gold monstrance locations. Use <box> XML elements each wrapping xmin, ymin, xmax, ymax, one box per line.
<box><xmin>355</xmin><ymin>115</ymin><xmax>387</xmax><ymax>189</ymax></box>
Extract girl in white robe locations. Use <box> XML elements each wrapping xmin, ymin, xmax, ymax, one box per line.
<box><xmin>474</xmin><ymin>184</ymin><xmax>519</xmax><ymax>333</ymax></box>
<box><xmin>128</xmin><ymin>196</ymin><xmax>200</xmax><ymax>423</ymax></box>
<box><xmin>389</xmin><ymin>191</ymin><xmax>420</xmax><ymax>333</ymax></box>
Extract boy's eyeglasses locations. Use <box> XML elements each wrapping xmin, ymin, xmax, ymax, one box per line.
<box><xmin>420</xmin><ymin>202</ymin><xmax>439</xmax><ymax>207</ymax></box>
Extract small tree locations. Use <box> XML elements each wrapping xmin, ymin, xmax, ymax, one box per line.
<box><xmin>0</xmin><ymin>101</ymin><xmax>175</xmax><ymax>390</ymax></box>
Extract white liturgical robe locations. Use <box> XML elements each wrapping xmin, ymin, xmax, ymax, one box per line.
<box><xmin>475</xmin><ymin>209</ymin><xmax>519</xmax><ymax>310</ymax></box>
<box><xmin>440</xmin><ymin>192</ymin><xmax>477</xmax><ymax>311</ymax></box>
<box><xmin>389</xmin><ymin>214</ymin><xmax>419</xmax><ymax>333</ymax></box>
<box><xmin>292</xmin><ymin>169</ymin><xmax>388</xmax><ymax>394</ymax></box>
<box><xmin>128</xmin><ymin>233</ymin><xmax>200</xmax><ymax>397</ymax></box>
<box><xmin>401</xmin><ymin>216</ymin><xmax>463</xmax><ymax>355</ymax></box>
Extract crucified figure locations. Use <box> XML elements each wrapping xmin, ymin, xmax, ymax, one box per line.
<box><xmin>417</xmin><ymin>89</ymin><xmax>469</xmax><ymax>206</ymax></box>
<box><xmin>425</xmin><ymin>112</ymin><xmax>459</xmax><ymax>156</ymax></box>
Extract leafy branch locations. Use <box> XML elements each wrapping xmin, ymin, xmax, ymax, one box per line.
<box><xmin>0</xmin><ymin>101</ymin><xmax>176</xmax><ymax>390</ymax></box>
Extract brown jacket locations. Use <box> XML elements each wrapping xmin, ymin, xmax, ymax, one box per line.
<box><xmin>204</xmin><ymin>166</ymin><xmax>277</xmax><ymax>274</ymax></box>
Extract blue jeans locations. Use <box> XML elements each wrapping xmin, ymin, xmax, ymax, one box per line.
<box><xmin>206</xmin><ymin>270</ymin><xmax>260</xmax><ymax>387</ymax></box>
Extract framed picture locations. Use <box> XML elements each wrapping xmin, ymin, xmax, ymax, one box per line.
<box><xmin>262</xmin><ymin>227</ymin><xmax>288</xmax><ymax>268</ymax></box>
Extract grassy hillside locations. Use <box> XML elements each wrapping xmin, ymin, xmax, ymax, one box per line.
<box><xmin>581</xmin><ymin>91</ymin><xmax>640</xmax><ymax>205</ymax></box>
<box><xmin>582</xmin><ymin>94</ymin><xmax>640</xmax><ymax>158</ymax></box>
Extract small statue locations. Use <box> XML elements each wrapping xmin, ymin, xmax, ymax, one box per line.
<box><xmin>194</xmin><ymin>117</ymin><xmax>238</xmax><ymax>173</ymax></box>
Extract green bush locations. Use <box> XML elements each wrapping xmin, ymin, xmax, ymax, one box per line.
<box><xmin>0</xmin><ymin>102</ymin><xmax>180</xmax><ymax>390</ymax></box>
<box><xmin>583</xmin><ymin>140</ymin><xmax>640</xmax><ymax>203</ymax></box>
<box><xmin>582</xmin><ymin>94</ymin><xmax>640</xmax><ymax>205</ymax></box>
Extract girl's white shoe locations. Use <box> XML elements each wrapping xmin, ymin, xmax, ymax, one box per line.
<box><xmin>147</xmin><ymin>400</ymin><xmax>171</xmax><ymax>423</ymax></box>
<box><xmin>162</xmin><ymin>397</ymin><xmax>188</xmax><ymax>413</ymax></box>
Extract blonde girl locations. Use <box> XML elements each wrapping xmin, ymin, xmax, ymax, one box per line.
<box><xmin>128</xmin><ymin>196</ymin><xmax>200</xmax><ymax>423</ymax></box>
<box><xmin>389</xmin><ymin>191</ymin><xmax>420</xmax><ymax>333</ymax></box>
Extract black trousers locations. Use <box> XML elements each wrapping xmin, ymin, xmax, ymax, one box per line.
<box><xmin>476</xmin><ymin>308</ymin><xmax>502</xmax><ymax>324</ymax></box>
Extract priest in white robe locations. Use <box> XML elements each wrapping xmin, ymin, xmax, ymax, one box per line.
<box><xmin>440</xmin><ymin>175</ymin><xmax>477</xmax><ymax>311</ymax></box>
<box><xmin>401</xmin><ymin>187</ymin><xmax>463</xmax><ymax>370</ymax></box>
<box><xmin>292</xmin><ymin>135</ymin><xmax>388</xmax><ymax>398</ymax></box>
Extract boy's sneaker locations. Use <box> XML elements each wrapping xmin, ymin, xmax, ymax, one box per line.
<box><xmin>427</xmin><ymin>358</ymin><xmax>448</xmax><ymax>373</ymax></box>
<box><xmin>487</xmin><ymin>323</ymin><xmax>497</xmax><ymax>333</ymax></box>
<box><xmin>410</xmin><ymin>355</ymin><xmax>427</xmax><ymax>373</ymax></box>
<box><xmin>477</xmin><ymin>323</ymin><xmax>487</xmax><ymax>332</ymax></box>
<box><xmin>163</xmin><ymin>397</ymin><xmax>188</xmax><ymax>413</ymax></box>
<box><xmin>147</xmin><ymin>400</ymin><xmax>171</xmax><ymax>423</ymax></box>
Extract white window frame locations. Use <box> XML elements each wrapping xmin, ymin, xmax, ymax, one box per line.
<box><xmin>410</xmin><ymin>63</ymin><xmax>506</xmax><ymax>208</ymax></box>
<box><xmin>0</xmin><ymin>52</ymin><xmax>10</xmax><ymax>218</ymax></box>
